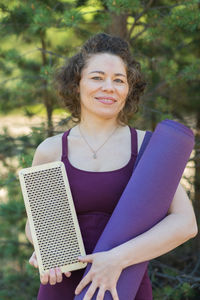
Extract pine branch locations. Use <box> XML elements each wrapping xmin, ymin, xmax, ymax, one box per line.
<box><xmin>155</xmin><ymin>271</ymin><xmax>200</xmax><ymax>285</ymax></box>
<box><xmin>0</xmin><ymin>240</ymin><xmax>30</xmax><ymax>247</ymax></box>
<box><xmin>0</xmin><ymin>75</ymin><xmax>42</xmax><ymax>85</ymax></box>
<box><xmin>128</xmin><ymin>0</ymin><xmax>154</xmax><ymax>40</ymax></box>
<box><xmin>130</xmin><ymin>25</ymin><xmax>149</xmax><ymax>42</ymax></box>
<box><xmin>151</xmin><ymin>260</ymin><xmax>200</xmax><ymax>285</ymax></box>
<box><xmin>190</xmin><ymin>254</ymin><xmax>200</xmax><ymax>275</ymax></box>
<box><xmin>148</xmin><ymin>1</ymin><xmax>195</xmax><ymax>11</ymax></box>
<box><xmin>37</xmin><ymin>48</ymin><xmax>66</xmax><ymax>59</ymax></box>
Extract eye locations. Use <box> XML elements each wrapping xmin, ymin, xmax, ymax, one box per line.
<box><xmin>114</xmin><ymin>78</ymin><xmax>124</xmax><ymax>83</ymax></box>
<box><xmin>91</xmin><ymin>76</ymin><xmax>103</xmax><ymax>80</ymax></box>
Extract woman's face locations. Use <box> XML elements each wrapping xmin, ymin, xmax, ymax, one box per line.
<box><xmin>79</xmin><ymin>53</ymin><xmax>129</xmax><ymax>122</ymax></box>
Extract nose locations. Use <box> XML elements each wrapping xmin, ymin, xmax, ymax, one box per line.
<box><xmin>101</xmin><ymin>78</ymin><xmax>114</xmax><ymax>92</ymax></box>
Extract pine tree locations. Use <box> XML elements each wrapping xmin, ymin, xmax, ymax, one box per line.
<box><xmin>0</xmin><ymin>1</ymin><xmax>200</xmax><ymax>299</ymax></box>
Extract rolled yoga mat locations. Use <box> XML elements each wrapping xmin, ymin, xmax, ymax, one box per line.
<box><xmin>74</xmin><ymin>119</ymin><xmax>194</xmax><ymax>300</ymax></box>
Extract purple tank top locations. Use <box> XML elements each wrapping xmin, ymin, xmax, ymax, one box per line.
<box><xmin>61</xmin><ymin>126</ymin><xmax>137</xmax><ymax>254</ymax></box>
<box><xmin>37</xmin><ymin>127</ymin><xmax>153</xmax><ymax>300</ymax></box>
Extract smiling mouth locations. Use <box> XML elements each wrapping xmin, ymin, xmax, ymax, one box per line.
<box><xmin>95</xmin><ymin>97</ymin><xmax>117</xmax><ymax>104</ymax></box>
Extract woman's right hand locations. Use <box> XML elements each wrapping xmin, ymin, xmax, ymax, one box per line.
<box><xmin>29</xmin><ymin>251</ymin><xmax>71</xmax><ymax>285</ymax></box>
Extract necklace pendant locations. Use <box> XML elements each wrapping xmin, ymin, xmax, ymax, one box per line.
<box><xmin>78</xmin><ymin>124</ymin><xmax>118</xmax><ymax>161</ymax></box>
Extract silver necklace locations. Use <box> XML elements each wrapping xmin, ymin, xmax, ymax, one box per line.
<box><xmin>78</xmin><ymin>125</ymin><xmax>118</xmax><ymax>159</ymax></box>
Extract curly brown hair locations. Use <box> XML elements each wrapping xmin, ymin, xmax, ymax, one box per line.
<box><xmin>54</xmin><ymin>33</ymin><xmax>146</xmax><ymax>124</ymax></box>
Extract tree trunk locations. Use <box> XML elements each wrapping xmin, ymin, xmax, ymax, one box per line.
<box><xmin>44</xmin><ymin>98</ymin><xmax>54</xmax><ymax>137</ymax></box>
<box><xmin>106</xmin><ymin>13</ymin><xmax>128</xmax><ymax>40</ymax></box>
<box><xmin>40</xmin><ymin>35</ymin><xmax>54</xmax><ymax>137</ymax></box>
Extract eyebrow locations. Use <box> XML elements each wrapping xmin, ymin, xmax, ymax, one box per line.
<box><xmin>89</xmin><ymin>71</ymin><xmax>126</xmax><ymax>77</ymax></box>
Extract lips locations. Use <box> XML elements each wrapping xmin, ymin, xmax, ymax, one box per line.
<box><xmin>95</xmin><ymin>97</ymin><xmax>117</xmax><ymax>104</ymax></box>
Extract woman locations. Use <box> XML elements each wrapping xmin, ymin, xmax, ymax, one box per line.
<box><xmin>25</xmin><ymin>33</ymin><xmax>198</xmax><ymax>300</ymax></box>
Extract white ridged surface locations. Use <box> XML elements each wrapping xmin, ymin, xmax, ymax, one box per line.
<box><xmin>19</xmin><ymin>161</ymin><xmax>86</xmax><ymax>275</ymax></box>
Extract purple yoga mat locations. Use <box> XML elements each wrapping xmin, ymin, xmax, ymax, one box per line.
<box><xmin>74</xmin><ymin>119</ymin><xmax>194</xmax><ymax>300</ymax></box>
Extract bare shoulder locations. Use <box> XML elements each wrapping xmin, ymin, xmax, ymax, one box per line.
<box><xmin>37</xmin><ymin>133</ymin><xmax>63</xmax><ymax>153</ymax></box>
<box><xmin>135</xmin><ymin>129</ymin><xmax>146</xmax><ymax>152</ymax></box>
<box><xmin>32</xmin><ymin>133</ymin><xmax>63</xmax><ymax>166</ymax></box>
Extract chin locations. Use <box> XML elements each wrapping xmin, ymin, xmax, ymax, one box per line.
<box><xmin>95</xmin><ymin>111</ymin><xmax>119</xmax><ymax>120</ymax></box>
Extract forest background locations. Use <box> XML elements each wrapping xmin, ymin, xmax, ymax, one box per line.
<box><xmin>0</xmin><ymin>0</ymin><xmax>200</xmax><ymax>299</ymax></box>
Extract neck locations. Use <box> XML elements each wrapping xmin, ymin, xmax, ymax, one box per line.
<box><xmin>79</xmin><ymin>115</ymin><xmax>120</xmax><ymax>138</ymax></box>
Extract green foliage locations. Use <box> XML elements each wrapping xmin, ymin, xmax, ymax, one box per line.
<box><xmin>165</xmin><ymin>3</ymin><xmax>200</xmax><ymax>33</ymax></box>
<box><xmin>103</xmin><ymin>0</ymin><xmax>140</xmax><ymax>14</ymax></box>
<box><xmin>0</xmin><ymin>125</ymin><xmax>47</xmax><ymax>300</ymax></box>
<box><xmin>76</xmin><ymin>0</ymin><xmax>88</xmax><ymax>6</ymax></box>
<box><xmin>153</xmin><ymin>281</ymin><xmax>198</xmax><ymax>300</ymax></box>
<box><xmin>181</xmin><ymin>61</ymin><xmax>200</xmax><ymax>81</ymax></box>
<box><xmin>154</xmin><ymin>96</ymin><xmax>173</xmax><ymax>122</ymax></box>
<box><xmin>0</xmin><ymin>269</ymin><xmax>39</xmax><ymax>300</ymax></box>
<box><xmin>62</xmin><ymin>9</ymin><xmax>84</xmax><ymax>27</ymax></box>
<box><xmin>40</xmin><ymin>65</ymin><xmax>54</xmax><ymax>82</ymax></box>
<box><xmin>0</xmin><ymin>0</ymin><xmax>200</xmax><ymax>298</ymax></box>
<box><xmin>1</xmin><ymin>5</ymin><xmax>31</xmax><ymax>34</ymax></box>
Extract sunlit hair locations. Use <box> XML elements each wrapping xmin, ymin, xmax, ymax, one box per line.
<box><xmin>54</xmin><ymin>33</ymin><xmax>146</xmax><ymax>124</ymax></box>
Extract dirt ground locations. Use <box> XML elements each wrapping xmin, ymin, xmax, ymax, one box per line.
<box><xmin>0</xmin><ymin>114</ymin><xmax>60</xmax><ymax>136</ymax></box>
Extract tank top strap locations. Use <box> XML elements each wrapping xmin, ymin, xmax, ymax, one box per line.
<box><xmin>61</xmin><ymin>129</ymin><xmax>71</xmax><ymax>160</ymax></box>
<box><xmin>129</xmin><ymin>126</ymin><xmax>138</xmax><ymax>157</ymax></box>
<box><xmin>62</xmin><ymin>126</ymin><xmax>137</xmax><ymax>161</ymax></box>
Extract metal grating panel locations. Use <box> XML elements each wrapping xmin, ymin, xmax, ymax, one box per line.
<box><xmin>19</xmin><ymin>161</ymin><xmax>86</xmax><ymax>276</ymax></box>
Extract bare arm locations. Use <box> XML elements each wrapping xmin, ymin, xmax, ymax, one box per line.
<box><xmin>75</xmin><ymin>183</ymin><xmax>198</xmax><ymax>298</ymax></box>
<box><xmin>25</xmin><ymin>220</ymin><xmax>33</xmax><ymax>245</ymax></box>
<box><xmin>110</xmin><ymin>182</ymin><xmax>198</xmax><ymax>268</ymax></box>
<box><xmin>24</xmin><ymin>136</ymin><xmax>71</xmax><ymax>284</ymax></box>
<box><xmin>25</xmin><ymin>139</ymin><xmax>56</xmax><ymax>245</ymax></box>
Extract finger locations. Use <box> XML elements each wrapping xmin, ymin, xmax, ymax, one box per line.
<box><xmin>33</xmin><ymin>253</ymin><xmax>38</xmax><ymax>268</ymax></box>
<box><xmin>29</xmin><ymin>253</ymin><xmax>34</xmax><ymax>265</ymax></box>
<box><xmin>55</xmin><ymin>267</ymin><xmax>63</xmax><ymax>283</ymax></box>
<box><xmin>64</xmin><ymin>271</ymin><xmax>71</xmax><ymax>278</ymax></box>
<box><xmin>40</xmin><ymin>272</ymin><xmax>49</xmax><ymax>285</ymax></box>
<box><xmin>34</xmin><ymin>258</ymin><xmax>38</xmax><ymax>268</ymax></box>
<box><xmin>96</xmin><ymin>286</ymin><xmax>105</xmax><ymax>300</ymax></box>
<box><xmin>29</xmin><ymin>255</ymin><xmax>34</xmax><ymax>266</ymax></box>
<box><xmin>29</xmin><ymin>252</ymin><xmax>38</xmax><ymax>268</ymax></box>
<box><xmin>78</xmin><ymin>255</ymin><xmax>93</xmax><ymax>263</ymax></box>
<box><xmin>75</xmin><ymin>274</ymin><xmax>92</xmax><ymax>295</ymax></box>
<box><xmin>49</xmin><ymin>268</ymin><xmax>57</xmax><ymax>285</ymax></box>
<box><xmin>83</xmin><ymin>282</ymin><xmax>97</xmax><ymax>300</ymax></box>
<box><xmin>111</xmin><ymin>287</ymin><xmax>119</xmax><ymax>300</ymax></box>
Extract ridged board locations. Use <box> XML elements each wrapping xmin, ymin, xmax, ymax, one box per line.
<box><xmin>19</xmin><ymin>161</ymin><xmax>86</xmax><ymax>276</ymax></box>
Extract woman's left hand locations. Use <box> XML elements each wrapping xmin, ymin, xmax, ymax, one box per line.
<box><xmin>75</xmin><ymin>250</ymin><xmax>123</xmax><ymax>300</ymax></box>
